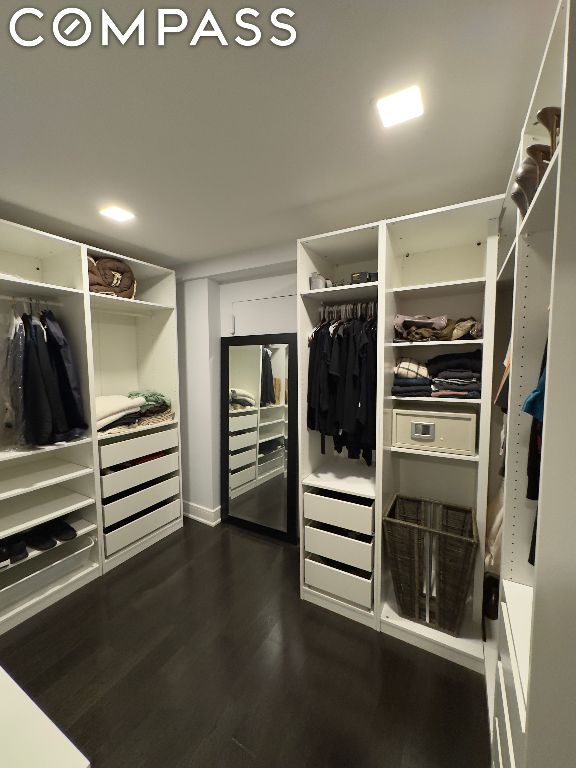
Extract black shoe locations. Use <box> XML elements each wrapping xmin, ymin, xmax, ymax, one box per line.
<box><xmin>25</xmin><ymin>528</ymin><xmax>57</xmax><ymax>552</ymax></box>
<box><xmin>47</xmin><ymin>518</ymin><xmax>77</xmax><ymax>543</ymax></box>
<box><xmin>483</xmin><ymin>574</ymin><xmax>500</xmax><ymax>621</ymax></box>
<box><xmin>8</xmin><ymin>538</ymin><xmax>28</xmax><ymax>564</ymax></box>
<box><xmin>0</xmin><ymin>541</ymin><xmax>9</xmax><ymax>569</ymax></box>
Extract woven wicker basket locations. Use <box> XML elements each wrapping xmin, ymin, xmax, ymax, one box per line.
<box><xmin>383</xmin><ymin>495</ymin><xmax>478</xmax><ymax>636</ymax></box>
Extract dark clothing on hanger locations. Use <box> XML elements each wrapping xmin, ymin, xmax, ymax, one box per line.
<box><xmin>524</xmin><ymin>344</ymin><xmax>547</xmax><ymax>565</ymax></box>
<box><xmin>260</xmin><ymin>347</ymin><xmax>275</xmax><ymax>406</ymax></box>
<box><xmin>42</xmin><ymin>310</ymin><xmax>87</xmax><ymax>433</ymax></box>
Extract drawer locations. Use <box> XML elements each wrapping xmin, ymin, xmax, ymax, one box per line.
<box><xmin>229</xmin><ymin>430</ymin><xmax>257</xmax><ymax>452</ymax></box>
<box><xmin>305</xmin><ymin>524</ymin><xmax>373</xmax><ymax>572</ymax></box>
<box><xmin>495</xmin><ymin>662</ymin><xmax>515</xmax><ymax>768</ymax></box>
<box><xmin>392</xmin><ymin>409</ymin><xmax>476</xmax><ymax>455</ymax></box>
<box><xmin>304</xmin><ymin>491</ymin><xmax>374</xmax><ymax>535</ymax></box>
<box><xmin>500</xmin><ymin>603</ymin><xmax>526</xmax><ymax>760</ymax></box>
<box><xmin>103</xmin><ymin>475</ymin><xmax>180</xmax><ymax>527</ymax></box>
<box><xmin>305</xmin><ymin>557</ymin><xmax>373</xmax><ymax>609</ymax></box>
<box><xmin>230</xmin><ymin>465</ymin><xmax>256</xmax><ymax>490</ymax></box>
<box><xmin>99</xmin><ymin>428</ymin><xmax>178</xmax><ymax>469</ymax></box>
<box><xmin>105</xmin><ymin>499</ymin><xmax>180</xmax><ymax>557</ymax></box>
<box><xmin>229</xmin><ymin>413</ymin><xmax>257</xmax><ymax>433</ymax></box>
<box><xmin>258</xmin><ymin>454</ymin><xmax>284</xmax><ymax>475</ymax></box>
<box><xmin>101</xmin><ymin>452</ymin><xmax>179</xmax><ymax>498</ymax></box>
<box><xmin>230</xmin><ymin>448</ymin><xmax>257</xmax><ymax>471</ymax></box>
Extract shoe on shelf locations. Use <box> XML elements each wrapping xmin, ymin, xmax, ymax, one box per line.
<box><xmin>526</xmin><ymin>143</ymin><xmax>551</xmax><ymax>183</ymax></box>
<box><xmin>25</xmin><ymin>528</ymin><xmax>57</xmax><ymax>552</ymax></box>
<box><xmin>0</xmin><ymin>541</ymin><xmax>9</xmax><ymax>569</ymax></box>
<box><xmin>536</xmin><ymin>106</ymin><xmax>561</xmax><ymax>154</ymax></box>
<box><xmin>7</xmin><ymin>537</ymin><xmax>28</xmax><ymax>564</ymax></box>
<box><xmin>511</xmin><ymin>182</ymin><xmax>529</xmax><ymax>218</ymax></box>
<box><xmin>515</xmin><ymin>156</ymin><xmax>539</xmax><ymax>206</ymax></box>
<box><xmin>47</xmin><ymin>518</ymin><xmax>77</xmax><ymax>543</ymax></box>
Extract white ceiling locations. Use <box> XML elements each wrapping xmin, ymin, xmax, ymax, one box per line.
<box><xmin>0</xmin><ymin>0</ymin><xmax>558</xmax><ymax>267</ymax></box>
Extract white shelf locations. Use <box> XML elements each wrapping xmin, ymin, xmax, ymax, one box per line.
<box><xmin>503</xmin><ymin>579</ymin><xmax>533</xmax><ymax>702</ymax></box>
<box><xmin>0</xmin><ymin>274</ymin><xmax>83</xmax><ymax>299</ymax></box>
<box><xmin>90</xmin><ymin>292</ymin><xmax>174</xmax><ymax>316</ymax></box>
<box><xmin>389</xmin><ymin>447</ymin><xmax>479</xmax><ymax>462</ymax></box>
<box><xmin>389</xmin><ymin>396</ymin><xmax>482</xmax><ymax>404</ymax></box>
<box><xmin>0</xmin><ymin>437</ymin><xmax>93</xmax><ymax>464</ymax></box>
<box><xmin>259</xmin><ymin>432</ymin><xmax>285</xmax><ymax>442</ymax></box>
<box><xmin>260</xmin><ymin>404</ymin><xmax>286</xmax><ymax>411</ymax></box>
<box><xmin>380</xmin><ymin>599</ymin><xmax>484</xmax><ymax>667</ymax></box>
<box><xmin>1</xmin><ymin>518</ymin><xmax>96</xmax><ymax>573</ymax></box>
<box><xmin>518</xmin><ymin>149</ymin><xmax>559</xmax><ymax>238</ymax></box>
<box><xmin>260</xmin><ymin>418</ymin><xmax>284</xmax><ymax>427</ymax></box>
<box><xmin>258</xmin><ymin>466</ymin><xmax>285</xmax><ymax>483</ymax></box>
<box><xmin>301</xmin><ymin>282</ymin><xmax>378</xmax><ymax>301</ymax></box>
<box><xmin>392</xmin><ymin>277</ymin><xmax>485</xmax><ymax>298</ymax></box>
<box><xmin>98</xmin><ymin>419</ymin><xmax>178</xmax><ymax>441</ymax></box>
<box><xmin>0</xmin><ymin>487</ymin><xmax>94</xmax><ymax>539</ymax></box>
<box><xmin>0</xmin><ymin>460</ymin><xmax>93</xmax><ymax>502</ymax></box>
<box><xmin>303</xmin><ymin>461</ymin><xmax>376</xmax><ymax>499</ymax></box>
<box><xmin>388</xmin><ymin>339</ymin><xmax>483</xmax><ymax>348</ymax></box>
<box><xmin>229</xmin><ymin>407</ymin><xmax>258</xmax><ymax>415</ymax></box>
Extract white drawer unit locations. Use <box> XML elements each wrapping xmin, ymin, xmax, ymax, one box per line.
<box><xmin>392</xmin><ymin>409</ymin><xmax>477</xmax><ymax>456</ymax></box>
<box><xmin>305</xmin><ymin>524</ymin><xmax>373</xmax><ymax>572</ymax></box>
<box><xmin>103</xmin><ymin>476</ymin><xmax>180</xmax><ymax>527</ymax></box>
<box><xmin>99</xmin><ymin>428</ymin><xmax>179</xmax><ymax>469</ymax></box>
<box><xmin>305</xmin><ymin>556</ymin><xmax>373</xmax><ymax>609</ymax></box>
<box><xmin>229</xmin><ymin>413</ymin><xmax>258</xmax><ymax>433</ymax></box>
<box><xmin>229</xmin><ymin>430</ymin><xmax>258</xmax><ymax>452</ymax></box>
<box><xmin>105</xmin><ymin>499</ymin><xmax>180</xmax><ymax>557</ymax></box>
<box><xmin>304</xmin><ymin>491</ymin><xmax>374</xmax><ymax>535</ymax></box>
<box><xmin>230</xmin><ymin>465</ymin><xmax>256</xmax><ymax>490</ymax></box>
<box><xmin>101</xmin><ymin>452</ymin><xmax>179</xmax><ymax>498</ymax></box>
<box><xmin>230</xmin><ymin>447</ymin><xmax>257</xmax><ymax>471</ymax></box>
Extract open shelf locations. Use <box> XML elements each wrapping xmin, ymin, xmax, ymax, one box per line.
<box><xmin>90</xmin><ymin>292</ymin><xmax>173</xmax><ymax>316</ymax></box>
<box><xmin>258</xmin><ymin>466</ymin><xmax>285</xmax><ymax>483</ymax></box>
<box><xmin>259</xmin><ymin>432</ymin><xmax>285</xmax><ymax>442</ymax></box>
<box><xmin>303</xmin><ymin>461</ymin><xmax>376</xmax><ymax>499</ymax></box>
<box><xmin>301</xmin><ymin>282</ymin><xmax>378</xmax><ymax>301</ymax></box>
<box><xmin>0</xmin><ymin>487</ymin><xmax>94</xmax><ymax>539</ymax></box>
<box><xmin>390</xmin><ymin>447</ymin><xmax>479</xmax><ymax>462</ymax></box>
<box><xmin>518</xmin><ymin>150</ymin><xmax>559</xmax><ymax>237</ymax></box>
<box><xmin>0</xmin><ymin>460</ymin><xmax>93</xmax><ymax>502</ymax></box>
<box><xmin>2</xmin><ymin>518</ymin><xmax>96</xmax><ymax>573</ymax></box>
<box><xmin>98</xmin><ymin>419</ymin><xmax>178</xmax><ymax>442</ymax></box>
<box><xmin>389</xmin><ymin>396</ymin><xmax>482</xmax><ymax>404</ymax></box>
<box><xmin>392</xmin><ymin>277</ymin><xmax>485</xmax><ymax>298</ymax></box>
<box><xmin>388</xmin><ymin>339</ymin><xmax>484</xmax><ymax>348</ymax></box>
<box><xmin>260</xmin><ymin>404</ymin><xmax>285</xmax><ymax>411</ymax></box>
<box><xmin>259</xmin><ymin>418</ymin><xmax>284</xmax><ymax>427</ymax></box>
<box><xmin>0</xmin><ymin>274</ymin><xmax>84</xmax><ymax>300</ymax></box>
<box><xmin>503</xmin><ymin>579</ymin><xmax>533</xmax><ymax>702</ymax></box>
<box><xmin>0</xmin><ymin>437</ymin><xmax>93</xmax><ymax>464</ymax></box>
<box><xmin>229</xmin><ymin>407</ymin><xmax>258</xmax><ymax>415</ymax></box>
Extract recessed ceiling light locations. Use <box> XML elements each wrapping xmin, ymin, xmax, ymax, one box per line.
<box><xmin>376</xmin><ymin>85</ymin><xmax>424</xmax><ymax>128</ymax></box>
<box><xmin>100</xmin><ymin>206</ymin><xmax>135</xmax><ymax>223</ymax></box>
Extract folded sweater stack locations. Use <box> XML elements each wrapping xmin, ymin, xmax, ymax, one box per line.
<box><xmin>392</xmin><ymin>358</ymin><xmax>431</xmax><ymax>398</ymax></box>
<box><xmin>229</xmin><ymin>388</ymin><xmax>256</xmax><ymax>408</ymax></box>
<box><xmin>96</xmin><ymin>391</ymin><xmax>172</xmax><ymax>431</ymax></box>
<box><xmin>428</xmin><ymin>350</ymin><xmax>482</xmax><ymax>399</ymax></box>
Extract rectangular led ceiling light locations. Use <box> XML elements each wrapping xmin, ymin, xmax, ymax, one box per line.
<box><xmin>377</xmin><ymin>85</ymin><xmax>424</xmax><ymax>128</ymax></box>
<box><xmin>100</xmin><ymin>206</ymin><xmax>135</xmax><ymax>222</ymax></box>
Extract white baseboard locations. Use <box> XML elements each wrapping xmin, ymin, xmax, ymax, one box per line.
<box><xmin>183</xmin><ymin>501</ymin><xmax>221</xmax><ymax>527</ymax></box>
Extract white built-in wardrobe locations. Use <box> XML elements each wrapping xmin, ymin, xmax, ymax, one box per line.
<box><xmin>0</xmin><ymin>219</ymin><xmax>183</xmax><ymax>635</ymax></box>
<box><xmin>298</xmin><ymin>1</ymin><xmax>576</xmax><ymax>765</ymax></box>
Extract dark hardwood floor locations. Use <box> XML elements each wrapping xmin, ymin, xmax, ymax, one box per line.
<box><xmin>0</xmin><ymin>521</ymin><xmax>491</xmax><ymax>768</ymax></box>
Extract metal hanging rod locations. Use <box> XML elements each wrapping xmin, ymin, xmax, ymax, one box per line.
<box><xmin>0</xmin><ymin>294</ymin><xmax>63</xmax><ymax>307</ymax></box>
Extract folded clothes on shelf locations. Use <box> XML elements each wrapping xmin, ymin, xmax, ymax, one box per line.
<box><xmin>394</xmin><ymin>357</ymin><xmax>429</xmax><ymax>380</ymax></box>
<box><xmin>394</xmin><ymin>315</ymin><xmax>483</xmax><ymax>343</ymax></box>
<box><xmin>392</xmin><ymin>349</ymin><xmax>483</xmax><ymax>399</ymax></box>
<box><xmin>392</xmin><ymin>386</ymin><xmax>432</xmax><ymax>398</ymax></box>
<box><xmin>229</xmin><ymin>387</ymin><xmax>256</xmax><ymax>407</ymax></box>
<box><xmin>431</xmin><ymin>389</ymin><xmax>481</xmax><ymax>399</ymax></box>
<box><xmin>426</xmin><ymin>349</ymin><xmax>483</xmax><ymax>378</ymax></box>
<box><xmin>393</xmin><ymin>375</ymin><xmax>431</xmax><ymax>388</ymax></box>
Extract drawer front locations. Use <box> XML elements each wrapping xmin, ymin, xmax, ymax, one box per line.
<box><xmin>230</xmin><ymin>465</ymin><xmax>256</xmax><ymax>490</ymax></box>
<box><xmin>103</xmin><ymin>476</ymin><xmax>180</xmax><ymax>527</ymax></box>
<box><xmin>230</xmin><ymin>448</ymin><xmax>257</xmax><ymax>471</ymax></box>
<box><xmin>305</xmin><ymin>525</ymin><xmax>373</xmax><ymax>572</ymax></box>
<box><xmin>229</xmin><ymin>413</ymin><xmax>258</xmax><ymax>433</ymax></box>
<box><xmin>229</xmin><ymin>431</ymin><xmax>257</xmax><ymax>452</ymax></box>
<box><xmin>105</xmin><ymin>499</ymin><xmax>180</xmax><ymax>557</ymax></box>
<box><xmin>392</xmin><ymin>409</ymin><xmax>476</xmax><ymax>455</ymax></box>
<box><xmin>101</xmin><ymin>452</ymin><xmax>179</xmax><ymax>498</ymax></box>
<box><xmin>500</xmin><ymin>604</ymin><xmax>526</xmax><ymax>760</ymax></box>
<box><xmin>304</xmin><ymin>492</ymin><xmax>374</xmax><ymax>535</ymax></box>
<box><xmin>305</xmin><ymin>557</ymin><xmax>373</xmax><ymax>609</ymax></box>
<box><xmin>99</xmin><ymin>428</ymin><xmax>178</xmax><ymax>469</ymax></box>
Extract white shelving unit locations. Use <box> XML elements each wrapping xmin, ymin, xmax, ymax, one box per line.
<box><xmin>0</xmin><ymin>220</ymin><xmax>183</xmax><ymax>634</ymax></box>
<box><xmin>486</xmin><ymin>2</ymin><xmax>576</xmax><ymax>766</ymax></box>
<box><xmin>297</xmin><ymin>199</ymin><xmax>501</xmax><ymax>667</ymax></box>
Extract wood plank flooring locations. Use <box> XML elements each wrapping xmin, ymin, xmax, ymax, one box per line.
<box><xmin>0</xmin><ymin>521</ymin><xmax>491</xmax><ymax>767</ymax></box>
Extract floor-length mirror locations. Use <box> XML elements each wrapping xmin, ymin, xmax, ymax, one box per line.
<box><xmin>221</xmin><ymin>334</ymin><xmax>297</xmax><ymax>542</ymax></box>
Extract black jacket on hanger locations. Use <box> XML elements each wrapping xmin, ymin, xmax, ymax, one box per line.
<box><xmin>260</xmin><ymin>347</ymin><xmax>275</xmax><ymax>406</ymax></box>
